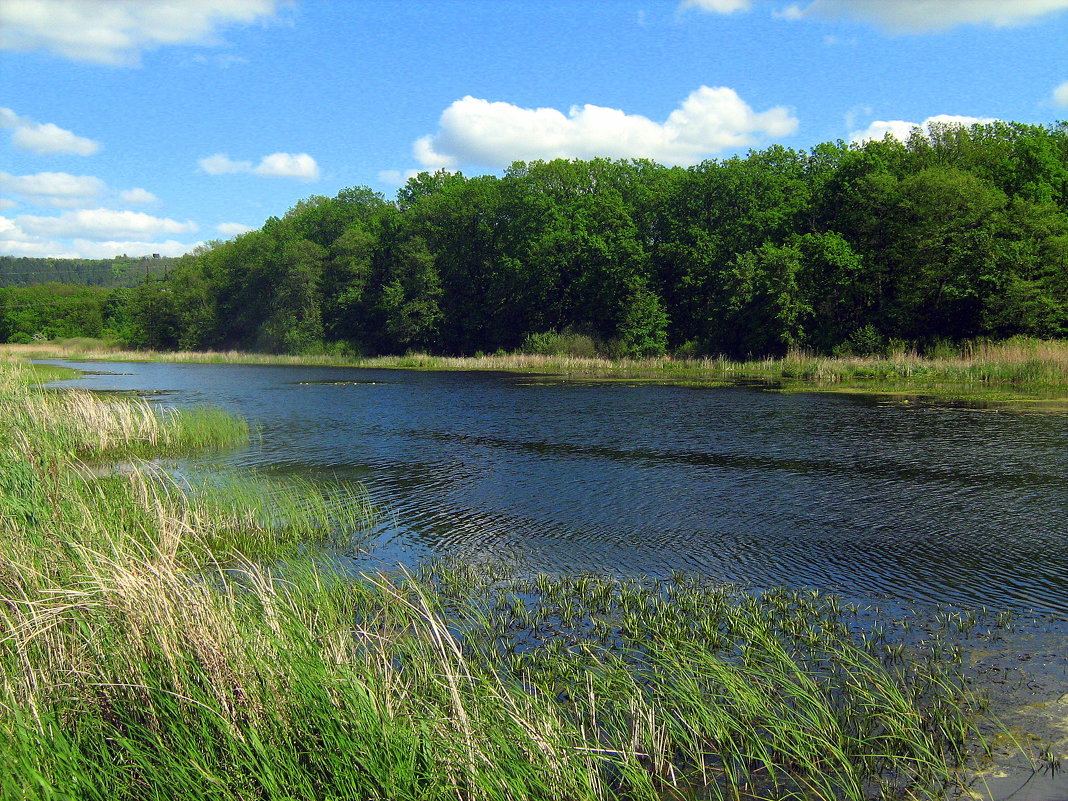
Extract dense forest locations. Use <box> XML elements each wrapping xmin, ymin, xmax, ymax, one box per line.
<box><xmin>0</xmin><ymin>255</ymin><xmax>176</xmax><ymax>289</ymax></box>
<box><xmin>5</xmin><ymin>122</ymin><xmax>1068</xmax><ymax>356</ymax></box>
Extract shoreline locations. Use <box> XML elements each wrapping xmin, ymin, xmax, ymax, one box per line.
<box><xmin>6</xmin><ymin>337</ymin><xmax>1068</xmax><ymax>410</ymax></box>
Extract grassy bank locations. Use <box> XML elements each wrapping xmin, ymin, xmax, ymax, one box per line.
<box><xmin>0</xmin><ymin>355</ymin><xmax>1005</xmax><ymax>799</ymax></box>
<box><xmin>4</xmin><ymin>336</ymin><xmax>1067</xmax><ymax>406</ymax></box>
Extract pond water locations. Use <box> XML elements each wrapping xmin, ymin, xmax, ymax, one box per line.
<box><xmin>42</xmin><ymin>360</ymin><xmax>1068</xmax><ymax>615</ymax></box>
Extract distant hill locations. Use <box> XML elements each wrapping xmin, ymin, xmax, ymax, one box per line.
<box><xmin>0</xmin><ymin>255</ymin><xmax>178</xmax><ymax>288</ymax></box>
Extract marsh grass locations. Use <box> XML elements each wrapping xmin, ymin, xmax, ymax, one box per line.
<box><xmin>0</xmin><ymin>356</ymin><xmax>999</xmax><ymax>799</ymax></box>
<box><xmin>5</xmin><ymin>336</ymin><xmax>1066</xmax><ymax>402</ymax></box>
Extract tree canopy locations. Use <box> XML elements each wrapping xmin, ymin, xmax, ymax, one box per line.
<box><xmin>6</xmin><ymin>121</ymin><xmax>1068</xmax><ymax>356</ymax></box>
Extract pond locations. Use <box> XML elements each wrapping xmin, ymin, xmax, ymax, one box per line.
<box><xmin>41</xmin><ymin>359</ymin><xmax>1068</xmax><ymax>616</ymax></box>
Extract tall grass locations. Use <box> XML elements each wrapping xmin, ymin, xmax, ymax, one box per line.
<box><xmin>0</xmin><ymin>356</ymin><xmax>995</xmax><ymax>799</ymax></box>
<box><xmin>5</xmin><ymin>336</ymin><xmax>1066</xmax><ymax>397</ymax></box>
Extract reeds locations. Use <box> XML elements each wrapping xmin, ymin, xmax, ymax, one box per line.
<box><xmin>0</xmin><ymin>356</ymin><xmax>997</xmax><ymax>799</ymax></box>
<box><xmin>4</xmin><ymin>336</ymin><xmax>1066</xmax><ymax>399</ymax></box>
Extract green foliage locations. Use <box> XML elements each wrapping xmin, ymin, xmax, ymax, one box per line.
<box><xmin>0</xmin><ymin>254</ymin><xmax>175</xmax><ymax>288</ymax></box>
<box><xmin>11</xmin><ymin>122</ymin><xmax>1068</xmax><ymax>356</ymax></box>
<box><xmin>522</xmin><ymin>328</ymin><xmax>600</xmax><ymax>357</ymax></box>
<box><xmin>615</xmin><ymin>285</ymin><xmax>668</xmax><ymax>358</ymax></box>
<box><xmin>0</xmin><ymin>283</ymin><xmax>118</xmax><ymax>343</ymax></box>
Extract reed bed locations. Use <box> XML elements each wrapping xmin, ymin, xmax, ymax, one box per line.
<box><xmin>0</xmin><ymin>356</ymin><xmax>997</xmax><ymax>800</ymax></box>
<box><xmin>4</xmin><ymin>336</ymin><xmax>1066</xmax><ymax>399</ymax></box>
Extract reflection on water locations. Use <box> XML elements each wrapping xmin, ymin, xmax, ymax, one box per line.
<box><xmin>42</xmin><ymin>360</ymin><xmax>1068</xmax><ymax>614</ymax></box>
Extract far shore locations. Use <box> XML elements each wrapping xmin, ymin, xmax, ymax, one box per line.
<box><xmin>5</xmin><ymin>336</ymin><xmax>1067</xmax><ymax>409</ymax></box>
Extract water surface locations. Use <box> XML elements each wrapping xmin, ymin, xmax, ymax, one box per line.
<box><xmin>43</xmin><ymin>360</ymin><xmax>1068</xmax><ymax>614</ymax></box>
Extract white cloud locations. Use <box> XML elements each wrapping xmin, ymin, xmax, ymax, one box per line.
<box><xmin>680</xmin><ymin>0</ymin><xmax>752</xmax><ymax>13</ymax></box>
<box><xmin>412</xmin><ymin>86</ymin><xmax>798</xmax><ymax>170</ymax></box>
<box><xmin>252</xmin><ymin>152</ymin><xmax>320</xmax><ymax>181</ymax></box>
<box><xmin>0</xmin><ymin>215</ymin><xmax>68</xmax><ymax>256</ymax></box>
<box><xmin>198</xmin><ymin>153</ymin><xmax>253</xmax><ymax>175</ymax></box>
<box><xmin>0</xmin><ymin>171</ymin><xmax>106</xmax><ymax>206</ymax></box>
<box><xmin>0</xmin><ymin>216</ymin><xmax>33</xmax><ymax>242</ymax></box>
<box><xmin>69</xmin><ymin>238</ymin><xmax>199</xmax><ymax>258</ymax></box>
<box><xmin>0</xmin><ymin>213</ymin><xmax>200</xmax><ymax>257</ymax></box>
<box><xmin>786</xmin><ymin>0</ymin><xmax>1068</xmax><ymax>32</ymax></box>
<box><xmin>0</xmin><ymin>107</ymin><xmax>100</xmax><ymax>155</ymax></box>
<box><xmin>216</xmin><ymin>221</ymin><xmax>252</xmax><ymax>236</ymax></box>
<box><xmin>1053</xmin><ymin>81</ymin><xmax>1068</xmax><ymax>108</ymax></box>
<box><xmin>118</xmin><ymin>187</ymin><xmax>158</xmax><ymax>205</ymax></box>
<box><xmin>0</xmin><ymin>0</ymin><xmax>283</xmax><ymax>66</ymax></box>
<box><xmin>0</xmin><ymin>238</ymin><xmax>68</xmax><ymax>257</ymax></box>
<box><xmin>0</xmin><ymin>199</ymin><xmax>16</xmax><ymax>210</ymax></box>
<box><xmin>16</xmin><ymin>208</ymin><xmax>198</xmax><ymax>239</ymax></box>
<box><xmin>849</xmin><ymin>114</ymin><xmax>998</xmax><ymax>144</ymax></box>
<box><xmin>198</xmin><ymin>151</ymin><xmax>320</xmax><ymax>181</ymax></box>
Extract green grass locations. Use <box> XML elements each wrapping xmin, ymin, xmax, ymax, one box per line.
<box><xmin>5</xmin><ymin>336</ymin><xmax>1067</xmax><ymax>407</ymax></box>
<box><xmin>0</xmin><ymin>355</ymin><xmax>1004</xmax><ymax>800</ymax></box>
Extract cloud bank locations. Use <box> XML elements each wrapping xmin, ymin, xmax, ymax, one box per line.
<box><xmin>198</xmin><ymin>151</ymin><xmax>320</xmax><ymax>181</ymax></box>
<box><xmin>849</xmin><ymin>114</ymin><xmax>998</xmax><ymax>144</ymax></box>
<box><xmin>0</xmin><ymin>107</ymin><xmax>100</xmax><ymax>155</ymax></box>
<box><xmin>412</xmin><ymin>86</ymin><xmax>798</xmax><ymax>170</ymax></box>
<box><xmin>0</xmin><ymin>0</ymin><xmax>283</xmax><ymax>66</ymax></box>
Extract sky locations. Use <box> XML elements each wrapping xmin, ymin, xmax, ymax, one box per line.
<box><xmin>1</xmin><ymin>0</ymin><xmax>1067</xmax><ymax>259</ymax></box>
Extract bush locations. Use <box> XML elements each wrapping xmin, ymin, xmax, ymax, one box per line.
<box><xmin>522</xmin><ymin>328</ymin><xmax>600</xmax><ymax>358</ymax></box>
<box><xmin>846</xmin><ymin>324</ymin><xmax>885</xmax><ymax>357</ymax></box>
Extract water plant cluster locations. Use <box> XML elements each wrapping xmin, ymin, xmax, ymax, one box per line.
<box><xmin>0</xmin><ymin>356</ymin><xmax>996</xmax><ymax>799</ymax></box>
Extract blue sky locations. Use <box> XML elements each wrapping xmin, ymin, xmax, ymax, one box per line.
<box><xmin>2</xmin><ymin>0</ymin><xmax>1067</xmax><ymax>259</ymax></box>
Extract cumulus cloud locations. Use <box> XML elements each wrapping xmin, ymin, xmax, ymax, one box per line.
<box><xmin>118</xmin><ymin>187</ymin><xmax>158</xmax><ymax>204</ymax></box>
<box><xmin>1053</xmin><ymin>81</ymin><xmax>1068</xmax><ymax>108</ymax></box>
<box><xmin>198</xmin><ymin>151</ymin><xmax>320</xmax><ymax>181</ymax></box>
<box><xmin>680</xmin><ymin>0</ymin><xmax>752</xmax><ymax>13</ymax></box>
<box><xmin>784</xmin><ymin>0</ymin><xmax>1068</xmax><ymax>32</ymax></box>
<box><xmin>849</xmin><ymin>114</ymin><xmax>998</xmax><ymax>144</ymax></box>
<box><xmin>412</xmin><ymin>86</ymin><xmax>798</xmax><ymax>170</ymax></box>
<box><xmin>0</xmin><ymin>0</ymin><xmax>283</xmax><ymax>66</ymax></box>
<box><xmin>216</xmin><ymin>221</ymin><xmax>252</xmax><ymax>236</ymax></box>
<box><xmin>252</xmin><ymin>152</ymin><xmax>320</xmax><ymax>180</ymax></box>
<box><xmin>0</xmin><ymin>171</ymin><xmax>106</xmax><ymax>206</ymax></box>
<box><xmin>0</xmin><ymin>107</ymin><xmax>100</xmax><ymax>155</ymax></box>
<box><xmin>16</xmin><ymin>208</ymin><xmax>198</xmax><ymax>239</ymax></box>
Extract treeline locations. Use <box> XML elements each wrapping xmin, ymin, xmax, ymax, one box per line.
<box><xmin>10</xmin><ymin>121</ymin><xmax>1068</xmax><ymax>357</ymax></box>
<box><xmin>0</xmin><ymin>284</ymin><xmax>131</xmax><ymax>343</ymax></box>
<box><xmin>0</xmin><ymin>255</ymin><xmax>175</xmax><ymax>289</ymax></box>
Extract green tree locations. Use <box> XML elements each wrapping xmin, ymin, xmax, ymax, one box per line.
<box><xmin>616</xmin><ymin>284</ymin><xmax>669</xmax><ymax>358</ymax></box>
